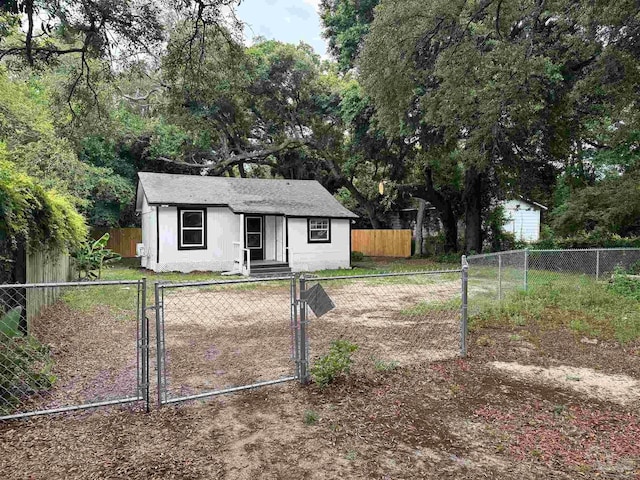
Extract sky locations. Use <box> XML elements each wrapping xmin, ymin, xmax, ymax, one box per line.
<box><xmin>236</xmin><ymin>0</ymin><xmax>330</xmax><ymax>58</ymax></box>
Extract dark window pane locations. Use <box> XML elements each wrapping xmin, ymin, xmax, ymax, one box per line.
<box><xmin>183</xmin><ymin>211</ymin><xmax>203</xmax><ymax>228</ymax></box>
<box><xmin>246</xmin><ymin>217</ymin><xmax>261</xmax><ymax>232</ymax></box>
<box><xmin>247</xmin><ymin>233</ymin><xmax>261</xmax><ymax>248</ymax></box>
<box><xmin>182</xmin><ymin>229</ymin><xmax>203</xmax><ymax>246</ymax></box>
<box><xmin>310</xmin><ymin>229</ymin><xmax>328</xmax><ymax>240</ymax></box>
<box><xmin>310</xmin><ymin>220</ymin><xmax>328</xmax><ymax>229</ymax></box>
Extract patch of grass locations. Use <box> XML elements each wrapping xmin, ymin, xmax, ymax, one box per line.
<box><xmin>401</xmin><ymin>297</ymin><xmax>461</xmax><ymax>316</ymax></box>
<box><xmin>303</xmin><ymin>409</ymin><xmax>319</xmax><ymax>425</ymax></box>
<box><xmin>345</xmin><ymin>451</ymin><xmax>357</xmax><ymax>461</ymax></box>
<box><xmin>372</xmin><ymin>357</ymin><xmax>399</xmax><ymax>372</ymax></box>
<box><xmin>470</xmin><ymin>272</ymin><xmax>640</xmax><ymax>343</ymax></box>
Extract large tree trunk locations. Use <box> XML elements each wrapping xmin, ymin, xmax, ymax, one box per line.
<box><xmin>464</xmin><ymin>167</ymin><xmax>483</xmax><ymax>254</ymax></box>
<box><xmin>414</xmin><ymin>199</ymin><xmax>426</xmax><ymax>256</ymax></box>
<box><xmin>440</xmin><ymin>203</ymin><xmax>458</xmax><ymax>253</ymax></box>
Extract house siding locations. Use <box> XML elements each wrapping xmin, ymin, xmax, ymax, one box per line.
<box><xmin>139</xmin><ymin>196</ymin><xmax>156</xmax><ymax>269</ymax></box>
<box><xmin>152</xmin><ymin>206</ymin><xmax>239</xmax><ymax>272</ymax></box>
<box><xmin>288</xmin><ymin>218</ymin><xmax>350</xmax><ymax>272</ymax></box>
<box><xmin>502</xmin><ymin>200</ymin><xmax>542</xmax><ymax>242</ymax></box>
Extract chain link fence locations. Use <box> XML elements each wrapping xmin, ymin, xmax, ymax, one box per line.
<box><xmin>0</xmin><ymin>280</ymin><xmax>146</xmax><ymax>420</ymax></box>
<box><xmin>467</xmin><ymin>248</ymin><xmax>640</xmax><ymax>315</ymax></box>
<box><xmin>301</xmin><ymin>269</ymin><xmax>464</xmax><ymax>376</ymax></box>
<box><xmin>155</xmin><ymin>276</ymin><xmax>298</xmax><ymax>405</ymax></box>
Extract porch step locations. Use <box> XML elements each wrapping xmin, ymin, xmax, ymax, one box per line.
<box><xmin>249</xmin><ymin>263</ymin><xmax>292</xmax><ymax>277</ymax></box>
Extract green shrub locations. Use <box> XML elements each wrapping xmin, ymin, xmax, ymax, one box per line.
<box><xmin>0</xmin><ymin>334</ymin><xmax>56</xmax><ymax>414</ymax></box>
<box><xmin>351</xmin><ymin>251</ymin><xmax>365</xmax><ymax>262</ymax></box>
<box><xmin>311</xmin><ymin>339</ymin><xmax>358</xmax><ymax>387</ymax></box>
<box><xmin>528</xmin><ymin>230</ymin><xmax>640</xmax><ymax>250</ymax></box>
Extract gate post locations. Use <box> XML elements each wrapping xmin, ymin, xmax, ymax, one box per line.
<box><xmin>461</xmin><ymin>256</ymin><xmax>469</xmax><ymax>358</ymax></box>
<box><xmin>154</xmin><ymin>282</ymin><xmax>165</xmax><ymax>406</ymax></box>
<box><xmin>141</xmin><ymin>278</ymin><xmax>150</xmax><ymax>413</ymax></box>
<box><xmin>523</xmin><ymin>248</ymin><xmax>529</xmax><ymax>292</ymax></box>
<box><xmin>290</xmin><ymin>275</ymin><xmax>300</xmax><ymax>379</ymax></box>
<box><xmin>498</xmin><ymin>253</ymin><xmax>502</xmax><ymax>302</ymax></box>
<box><xmin>298</xmin><ymin>275</ymin><xmax>310</xmax><ymax>384</ymax></box>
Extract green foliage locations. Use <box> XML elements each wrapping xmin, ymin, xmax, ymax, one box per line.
<box><xmin>303</xmin><ymin>409</ymin><xmax>319</xmax><ymax>425</ymax></box>
<box><xmin>529</xmin><ymin>231</ymin><xmax>640</xmax><ymax>250</ymax></box>
<box><xmin>552</xmin><ymin>170</ymin><xmax>640</xmax><ymax>237</ymax></box>
<box><xmin>72</xmin><ymin>233</ymin><xmax>121</xmax><ymax>280</ymax></box>
<box><xmin>0</xmin><ymin>307</ymin><xmax>21</xmax><ymax>338</ymax></box>
<box><xmin>350</xmin><ymin>251</ymin><xmax>364</xmax><ymax>262</ymax></box>
<box><xmin>320</xmin><ymin>0</ymin><xmax>378</xmax><ymax>72</ymax></box>
<box><xmin>0</xmin><ymin>160</ymin><xmax>87</xmax><ymax>259</ymax></box>
<box><xmin>311</xmin><ymin>339</ymin><xmax>358</xmax><ymax>387</ymax></box>
<box><xmin>608</xmin><ymin>268</ymin><xmax>640</xmax><ymax>302</ymax></box>
<box><xmin>0</xmin><ymin>334</ymin><xmax>56</xmax><ymax>414</ymax></box>
<box><xmin>372</xmin><ymin>357</ymin><xmax>398</xmax><ymax>372</ymax></box>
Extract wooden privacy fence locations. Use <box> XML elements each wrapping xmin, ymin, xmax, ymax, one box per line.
<box><xmin>25</xmin><ymin>248</ymin><xmax>73</xmax><ymax>325</ymax></box>
<box><xmin>91</xmin><ymin>228</ymin><xmax>142</xmax><ymax>258</ymax></box>
<box><xmin>351</xmin><ymin>229</ymin><xmax>412</xmax><ymax>258</ymax></box>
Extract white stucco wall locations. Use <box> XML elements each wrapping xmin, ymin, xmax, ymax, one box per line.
<box><xmin>139</xmin><ymin>196</ymin><xmax>156</xmax><ymax>269</ymax></box>
<box><xmin>502</xmin><ymin>200</ymin><xmax>542</xmax><ymax>242</ymax></box>
<box><xmin>288</xmin><ymin>218</ymin><xmax>350</xmax><ymax>272</ymax></box>
<box><xmin>152</xmin><ymin>206</ymin><xmax>239</xmax><ymax>272</ymax></box>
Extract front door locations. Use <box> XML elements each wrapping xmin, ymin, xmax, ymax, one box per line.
<box><xmin>245</xmin><ymin>216</ymin><xmax>264</xmax><ymax>261</ymax></box>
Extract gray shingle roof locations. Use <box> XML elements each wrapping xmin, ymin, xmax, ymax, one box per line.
<box><xmin>137</xmin><ymin>172</ymin><xmax>358</xmax><ymax>218</ymax></box>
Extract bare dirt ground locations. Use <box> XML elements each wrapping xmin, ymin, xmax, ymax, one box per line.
<box><xmin>1</xmin><ymin>281</ymin><xmax>640</xmax><ymax>479</ymax></box>
<box><xmin>160</xmin><ymin>280</ymin><xmax>461</xmax><ymax>399</ymax></box>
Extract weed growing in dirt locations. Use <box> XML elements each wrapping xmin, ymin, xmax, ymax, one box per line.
<box><xmin>311</xmin><ymin>339</ymin><xmax>358</xmax><ymax>388</ymax></box>
<box><xmin>372</xmin><ymin>357</ymin><xmax>399</xmax><ymax>372</ymax></box>
<box><xmin>303</xmin><ymin>410</ymin><xmax>319</xmax><ymax>425</ymax></box>
<box><xmin>345</xmin><ymin>451</ymin><xmax>357</xmax><ymax>461</ymax></box>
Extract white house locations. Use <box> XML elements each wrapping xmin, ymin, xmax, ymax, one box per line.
<box><xmin>135</xmin><ymin>172</ymin><xmax>357</xmax><ymax>274</ymax></box>
<box><xmin>501</xmin><ymin>198</ymin><xmax>548</xmax><ymax>242</ymax></box>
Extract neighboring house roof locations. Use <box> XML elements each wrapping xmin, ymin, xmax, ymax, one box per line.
<box><xmin>136</xmin><ymin>172</ymin><xmax>358</xmax><ymax>218</ymax></box>
<box><xmin>503</xmin><ymin>196</ymin><xmax>548</xmax><ymax>211</ymax></box>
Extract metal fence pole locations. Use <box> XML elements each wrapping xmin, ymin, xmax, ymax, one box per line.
<box><xmin>298</xmin><ymin>275</ymin><xmax>310</xmax><ymax>384</ymax></box>
<box><xmin>154</xmin><ymin>282</ymin><xmax>164</xmax><ymax>406</ymax></box>
<box><xmin>523</xmin><ymin>248</ymin><xmax>529</xmax><ymax>292</ymax></box>
<box><xmin>461</xmin><ymin>255</ymin><xmax>469</xmax><ymax>357</ymax></box>
<box><xmin>141</xmin><ymin>278</ymin><xmax>150</xmax><ymax>413</ymax></box>
<box><xmin>290</xmin><ymin>275</ymin><xmax>300</xmax><ymax>380</ymax></box>
<box><xmin>498</xmin><ymin>253</ymin><xmax>502</xmax><ymax>302</ymax></box>
<box><xmin>596</xmin><ymin>249</ymin><xmax>600</xmax><ymax>280</ymax></box>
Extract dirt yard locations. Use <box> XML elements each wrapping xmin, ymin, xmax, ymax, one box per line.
<box><xmin>1</xmin><ymin>277</ymin><xmax>639</xmax><ymax>479</ymax></box>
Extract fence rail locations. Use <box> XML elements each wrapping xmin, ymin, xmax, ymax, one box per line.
<box><xmin>351</xmin><ymin>229</ymin><xmax>412</xmax><ymax>257</ymax></box>
<box><xmin>91</xmin><ymin>228</ymin><xmax>142</xmax><ymax>258</ymax></box>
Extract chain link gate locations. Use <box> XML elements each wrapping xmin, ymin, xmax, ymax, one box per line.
<box><xmin>154</xmin><ymin>276</ymin><xmax>301</xmax><ymax>406</ymax></box>
<box><xmin>0</xmin><ymin>279</ymin><xmax>148</xmax><ymax>421</ymax></box>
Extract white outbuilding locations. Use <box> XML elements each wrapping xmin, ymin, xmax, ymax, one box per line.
<box><xmin>135</xmin><ymin>173</ymin><xmax>357</xmax><ymax>275</ymax></box>
<box><xmin>501</xmin><ymin>197</ymin><xmax>548</xmax><ymax>242</ymax></box>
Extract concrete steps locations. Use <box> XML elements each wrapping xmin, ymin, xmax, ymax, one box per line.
<box><xmin>250</xmin><ymin>262</ymin><xmax>292</xmax><ymax>278</ymax></box>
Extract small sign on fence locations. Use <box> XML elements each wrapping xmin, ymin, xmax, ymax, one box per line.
<box><xmin>301</xmin><ymin>283</ymin><xmax>335</xmax><ymax>318</ymax></box>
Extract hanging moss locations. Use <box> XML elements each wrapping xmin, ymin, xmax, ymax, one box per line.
<box><xmin>0</xmin><ymin>160</ymin><xmax>87</xmax><ymax>255</ymax></box>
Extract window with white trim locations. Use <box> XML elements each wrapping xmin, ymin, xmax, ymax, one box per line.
<box><xmin>179</xmin><ymin>209</ymin><xmax>206</xmax><ymax>249</ymax></box>
<box><xmin>308</xmin><ymin>218</ymin><xmax>330</xmax><ymax>243</ymax></box>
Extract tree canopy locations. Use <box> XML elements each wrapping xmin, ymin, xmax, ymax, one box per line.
<box><xmin>0</xmin><ymin>0</ymin><xmax>638</xmax><ymax>259</ymax></box>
